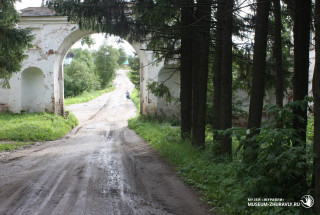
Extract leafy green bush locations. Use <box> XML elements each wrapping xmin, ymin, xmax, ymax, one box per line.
<box><xmin>129</xmin><ymin>112</ymin><xmax>315</xmax><ymax>215</ymax></box>
<box><xmin>222</xmin><ymin>103</ymin><xmax>314</xmax><ymax>214</ymax></box>
<box><xmin>64</xmin><ymin>60</ymin><xmax>100</xmax><ymax>97</ymax></box>
<box><xmin>0</xmin><ymin>112</ymin><xmax>78</xmax><ymax>141</ymax></box>
<box><xmin>94</xmin><ymin>45</ymin><xmax>119</xmax><ymax>88</ymax></box>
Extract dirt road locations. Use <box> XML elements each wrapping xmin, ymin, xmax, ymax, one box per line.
<box><xmin>0</xmin><ymin>70</ymin><xmax>211</xmax><ymax>215</ymax></box>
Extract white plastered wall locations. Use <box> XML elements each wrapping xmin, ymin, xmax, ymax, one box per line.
<box><xmin>0</xmin><ymin>15</ymin><xmax>176</xmax><ymax>116</ymax></box>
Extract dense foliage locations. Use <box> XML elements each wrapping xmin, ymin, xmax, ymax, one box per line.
<box><xmin>51</xmin><ymin>0</ymin><xmax>132</xmax><ymax>39</ymax></box>
<box><xmin>64</xmin><ymin>46</ymin><xmax>124</xmax><ymax>97</ymax></box>
<box><xmin>94</xmin><ymin>45</ymin><xmax>120</xmax><ymax>88</ymax></box>
<box><xmin>127</xmin><ymin>54</ymin><xmax>140</xmax><ymax>89</ymax></box>
<box><xmin>64</xmin><ymin>60</ymin><xmax>100</xmax><ymax>97</ymax></box>
<box><xmin>81</xmin><ymin>35</ymin><xmax>95</xmax><ymax>47</ymax></box>
<box><xmin>128</xmin><ymin>114</ymin><xmax>315</xmax><ymax>215</ymax></box>
<box><xmin>0</xmin><ymin>0</ymin><xmax>34</xmax><ymax>87</ymax></box>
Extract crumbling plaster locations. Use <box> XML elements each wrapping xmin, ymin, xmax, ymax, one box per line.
<box><xmin>0</xmin><ymin>11</ymin><xmax>181</xmax><ymax>118</ymax></box>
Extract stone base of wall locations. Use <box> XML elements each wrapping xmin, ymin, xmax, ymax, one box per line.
<box><xmin>0</xmin><ymin>104</ymin><xmax>9</xmax><ymax>113</ymax></box>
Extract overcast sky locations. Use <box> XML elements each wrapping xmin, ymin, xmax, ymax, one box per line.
<box><xmin>15</xmin><ymin>0</ymin><xmax>135</xmax><ymax>55</ymax></box>
<box><xmin>15</xmin><ymin>0</ymin><xmax>43</xmax><ymax>11</ymax></box>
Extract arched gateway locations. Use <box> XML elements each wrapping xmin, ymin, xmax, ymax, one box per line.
<box><xmin>0</xmin><ymin>7</ymin><xmax>180</xmax><ymax>117</ymax></box>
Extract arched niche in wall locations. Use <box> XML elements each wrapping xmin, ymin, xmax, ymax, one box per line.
<box><xmin>21</xmin><ymin>67</ymin><xmax>45</xmax><ymax>112</ymax></box>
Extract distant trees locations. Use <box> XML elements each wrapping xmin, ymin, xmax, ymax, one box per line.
<box><xmin>64</xmin><ymin>45</ymin><xmax>126</xmax><ymax>97</ymax></box>
<box><xmin>94</xmin><ymin>45</ymin><xmax>120</xmax><ymax>88</ymax></box>
<box><xmin>0</xmin><ymin>0</ymin><xmax>34</xmax><ymax>87</ymax></box>
<box><xmin>117</xmin><ymin>47</ymin><xmax>127</xmax><ymax>67</ymax></box>
<box><xmin>71</xmin><ymin>48</ymin><xmax>95</xmax><ymax>71</ymax></box>
<box><xmin>64</xmin><ymin>60</ymin><xmax>100</xmax><ymax>97</ymax></box>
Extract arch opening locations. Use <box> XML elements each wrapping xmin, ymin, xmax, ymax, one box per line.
<box><xmin>53</xmin><ymin>29</ymin><xmax>149</xmax><ymax>115</ymax></box>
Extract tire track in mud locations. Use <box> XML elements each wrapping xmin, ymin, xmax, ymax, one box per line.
<box><xmin>0</xmin><ymin>70</ymin><xmax>213</xmax><ymax>215</ymax></box>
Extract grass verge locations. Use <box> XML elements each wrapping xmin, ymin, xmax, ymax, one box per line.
<box><xmin>130</xmin><ymin>88</ymin><xmax>140</xmax><ymax>111</ymax></box>
<box><xmin>127</xmin><ymin>85</ymin><xmax>313</xmax><ymax>214</ymax></box>
<box><xmin>65</xmin><ymin>84</ymin><xmax>115</xmax><ymax>106</ymax></box>
<box><xmin>128</xmin><ymin>116</ymin><xmax>238</xmax><ymax>214</ymax></box>
<box><xmin>0</xmin><ymin>141</ymin><xmax>36</xmax><ymax>152</ymax></box>
<box><xmin>128</xmin><ymin>115</ymin><xmax>310</xmax><ymax>215</ymax></box>
<box><xmin>0</xmin><ymin>112</ymin><xmax>78</xmax><ymax>144</ymax></box>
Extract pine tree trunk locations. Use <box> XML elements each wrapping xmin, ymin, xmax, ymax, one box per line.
<box><xmin>273</xmin><ymin>0</ymin><xmax>284</xmax><ymax>108</ymax></box>
<box><xmin>292</xmin><ymin>0</ymin><xmax>311</xmax><ymax>194</ymax></box>
<box><xmin>292</xmin><ymin>0</ymin><xmax>311</xmax><ymax>145</ymax></box>
<box><xmin>244</xmin><ymin>0</ymin><xmax>271</xmax><ymax>162</ymax></box>
<box><xmin>213</xmin><ymin>0</ymin><xmax>223</xmax><ymax>147</ymax></box>
<box><xmin>314</xmin><ymin>0</ymin><xmax>320</xmax><ymax>212</ymax></box>
<box><xmin>180</xmin><ymin>0</ymin><xmax>194</xmax><ymax>139</ymax></box>
<box><xmin>191</xmin><ymin>0</ymin><xmax>211</xmax><ymax>147</ymax></box>
<box><xmin>220</xmin><ymin>0</ymin><xmax>233</xmax><ymax>156</ymax></box>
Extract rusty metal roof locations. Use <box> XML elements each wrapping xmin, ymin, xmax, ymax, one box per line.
<box><xmin>20</xmin><ymin>7</ymin><xmax>56</xmax><ymax>17</ymax></box>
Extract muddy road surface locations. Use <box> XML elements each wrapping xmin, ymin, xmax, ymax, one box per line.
<box><xmin>0</xmin><ymin>70</ymin><xmax>212</xmax><ymax>215</ymax></box>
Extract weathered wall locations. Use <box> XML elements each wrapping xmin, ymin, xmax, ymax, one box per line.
<box><xmin>0</xmin><ymin>9</ymin><xmax>179</xmax><ymax>117</ymax></box>
<box><xmin>156</xmin><ymin>65</ymin><xmax>180</xmax><ymax>119</ymax></box>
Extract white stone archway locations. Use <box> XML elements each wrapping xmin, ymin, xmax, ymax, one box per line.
<box><xmin>0</xmin><ymin>7</ymin><xmax>180</xmax><ymax>117</ymax></box>
<box><xmin>52</xmin><ymin>28</ymin><xmax>156</xmax><ymax>115</ymax></box>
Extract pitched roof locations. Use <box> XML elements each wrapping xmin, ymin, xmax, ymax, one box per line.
<box><xmin>20</xmin><ymin>7</ymin><xmax>56</xmax><ymax>17</ymax></box>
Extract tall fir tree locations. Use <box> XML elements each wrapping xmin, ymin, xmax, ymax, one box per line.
<box><xmin>273</xmin><ymin>0</ymin><xmax>284</xmax><ymax>108</ymax></box>
<box><xmin>179</xmin><ymin>0</ymin><xmax>194</xmax><ymax>139</ymax></box>
<box><xmin>219</xmin><ymin>0</ymin><xmax>233</xmax><ymax>157</ymax></box>
<box><xmin>244</xmin><ymin>0</ymin><xmax>271</xmax><ymax>162</ymax></box>
<box><xmin>292</xmin><ymin>0</ymin><xmax>311</xmax><ymax>145</ymax></box>
<box><xmin>314</xmin><ymin>0</ymin><xmax>320</xmax><ymax>212</ymax></box>
<box><xmin>212</xmin><ymin>0</ymin><xmax>224</xmax><ymax>145</ymax></box>
<box><xmin>191</xmin><ymin>0</ymin><xmax>211</xmax><ymax>147</ymax></box>
<box><xmin>0</xmin><ymin>0</ymin><xmax>34</xmax><ymax>87</ymax></box>
<box><xmin>292</xmin><ymin>0</ymin><xmax>311</xmax><ymax>192</ymax></box>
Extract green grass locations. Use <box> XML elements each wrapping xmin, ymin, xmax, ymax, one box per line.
<box><xmin>128</xmin><ymin>115</ymin><xmax>241</xmax><ymax>214</ymax></box>
<box><xmin>130</xmin><ymin>88</ymin><xmax>140</xmax><ymax>110</ymax></box>
<box><xmin>64</xmin><ymin>84</ymin><xmax>115</xmax><ymax>106</ymax></box>
<box><xmin>0</xmin><ymin>112</ymin><xmax>78</xmax><ymax>142</ymax></box>
<box><xmin>128</xmin><ymin>115</ymin><xmax>311</xmax><ymax>215</ymax></box>
<box><xmin>0</xmin><ymin>141</ymin><xmax>36</xmax><ymax>151</ymax></box>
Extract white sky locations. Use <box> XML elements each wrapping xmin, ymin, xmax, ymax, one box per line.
<box><xmin>15</xmin><ymin>0</ymin><xmax>136</xmax><ymax>55</ymax></box>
